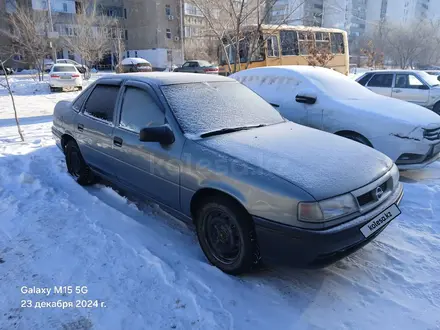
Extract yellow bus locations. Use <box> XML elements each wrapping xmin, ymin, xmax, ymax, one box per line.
<box><xmin>218</xmin><ymin>24</ymin><xmax>349</xmax><ymax>76</ymax></box>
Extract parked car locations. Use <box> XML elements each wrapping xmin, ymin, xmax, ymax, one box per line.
<box><xmin>49</xmin><ymin>64</ymin><xmax>82</xmax><ymax>92</ymax></box>
<box><xmin>52</xmin><ymin>73</ymin><xmax>403</xmax><ymax>274</ymax></box>
<box><xmin>116</xmin><ymin>57</ymin><xmax>152</xmax><ymax>73</ymax></box>
<box><xmin>426</xmin><ymin>70</ymin><xmax>440</xmax><ymax>82</ymax></box>
<box><xmin>355</xmin><ymin>69</ymin><xmax>440</xmax><ymax>113</ymax></box>
<box><xmin>56</xmin><ymin>59</ymin><xmax>90</xmax><ymax>79</ymax></box>
<box><xmin>173</xmin><ymin>60</ymin><xmax>219</xmax><ymax>74</ymax></box>
<box><xmin>0</xmin><ymin>66</ymin><xmax>13</xmax><ymax>75</ymax></box>
<box><xmin>231</xmin><ymin>66</ymin><xmax>440</xmax><ymax>170</ymax></box>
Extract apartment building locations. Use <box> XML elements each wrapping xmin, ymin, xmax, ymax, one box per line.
<box><xmin>366</xmin><ymin>0</ymin><xmax>440</xmax><ymax>33</ymax></box>
<box><xmin>123</xmin><ymin>0</ymin><xmax>183</xmax><ymax>69</ymax></box>
<box><xmin>269</xmin><ymin>0</ymin><xmax>325</xmax><ymax>26</ymax></box>
<box><xmin>2</xmin><ymin>0</ymin><xmax>184</xmax><ymax>70</ymax></box>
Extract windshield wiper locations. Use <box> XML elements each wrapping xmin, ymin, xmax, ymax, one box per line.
<box><xmin>200</xmin><ymin>124</ymin><xmax>266</xmax><ymax>138</ymax></box>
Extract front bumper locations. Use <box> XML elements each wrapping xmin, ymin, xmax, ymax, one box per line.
<box><xmin>253</xmin><ymin>183</ymin><xmax>404</xmax><ymax>268</ymax></box>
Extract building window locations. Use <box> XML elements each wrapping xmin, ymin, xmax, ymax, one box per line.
<box><xmin>63</xmin><ymin>3</ymin><xmax>68</xmax><ymax>12</ymax></box>
<box><xmin>75</xmin><ymin>1</ymin><xmax>83</xmax><ymax>14</ymax></box>
<box><xmin>166</xmin><ymin>29</ymin><xmax>172</xmax><ymax>39</ymax></box>
<box><xmin>125</xmin><ymin>30</ymin><xmax>128</xmax><ymax>40</ymax></box>
<box><xmin>165</xmin><ymin>4</ymin><xmax>171</xmax><ymax>16</ymax></box>
<box><xmin>135</xmin><ymin>51</ymin><xmax>138</xmax><ymax>57</ymax></box>
<box><xmin>124</xmin><ymin>8</ymin><xmax>127</xmax><ymax>19</ymax></box>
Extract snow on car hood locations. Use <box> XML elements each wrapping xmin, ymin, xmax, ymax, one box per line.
<box><xmin>196</xmin><ymin>122</ymin><xmax>393</xmax><ymax>200</ymax></box>
<box><xmin>340</xmin><ymin>94</ymin><xmax>440</xmax><ymax>127</ymax></box>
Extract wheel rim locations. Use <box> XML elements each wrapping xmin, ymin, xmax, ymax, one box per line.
<box><xmin>69</xmin><ymin>148</ymin><xmax>82</xmax><ymax>178</ymax></box>
<box><xmin>204</xmin><ymin>209</ymin><xmax>241</xmax><ymax>264</ymax></box>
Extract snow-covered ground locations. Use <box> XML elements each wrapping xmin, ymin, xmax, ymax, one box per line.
<box><xmin>0</xmin><ymin>75</ymin><xmax>439</xmax><ymax>330</ymax></box>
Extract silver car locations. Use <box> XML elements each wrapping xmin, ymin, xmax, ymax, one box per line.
<box><xmin>52</xmin><ymin>73</ymin><xmax>403</xmax><ymax>274</ymax></box>
<box><xmin>356</xmin><ymin>70</ymin><xmax>440</xmax><ymax>113</ymax></box>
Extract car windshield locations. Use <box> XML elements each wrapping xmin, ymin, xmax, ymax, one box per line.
<box><xmin>306</xmin><ymin>70</ymin><xmax>375</xmax><ymax>100</ymax></box>
<box><xmin>417</xmin><ymin>71</ymin><xmax>440</xmax><ymax>86</ymax></box>
<box><xmin>53</xmin><ymin>65</ymin><xmax>76</xmax><ymax>72</ymax></box>
<box><xmin>161</xmin><ymin>81</ymin><xmax>284</xmax><ymax>136</ymax></box>
<box><xmin>198</xmin><ymin>60</ymin><xmax>211</xmax><ymax>67</ymax></box>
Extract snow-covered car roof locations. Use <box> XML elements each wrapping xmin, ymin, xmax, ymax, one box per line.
<box><xmin>121</xmin><ymin>57</ymin><xmax>151</xmax><ymax>65</ymax></box>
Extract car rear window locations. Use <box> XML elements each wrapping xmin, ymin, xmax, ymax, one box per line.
<box><xmin>161</xmin><ymin>81</ymin><xmax>284</xmax><ymax>136</ymax></box>
<box><xmin>357</xmin><ymin>73</ymin><xmax>373</xmax><ymax>86</ymax></box>
<box><xmin>53</xmin><ymin>66</ymin><xmax>76</xmax><ymax>72</ymax></box>
<box><xmin>198</xmin><ymin>61</ymin><xmax>211</xmax><ymax>67</ymax></box>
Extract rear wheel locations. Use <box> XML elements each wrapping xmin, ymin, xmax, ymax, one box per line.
<box><xmin>65</xmin><ymin>140</ymin><xmax>96</xmax><ymax>186</ymax></box>
<box><xmin>195</xmin><ymin>195</ymin><xmax>259</xmax><ymax>275</ymax></box>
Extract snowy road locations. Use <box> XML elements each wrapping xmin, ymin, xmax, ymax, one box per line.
<box><xmin>0</xmin><ymin>77</ymin><xmax>439</xmax><ymax>330</ymax></box>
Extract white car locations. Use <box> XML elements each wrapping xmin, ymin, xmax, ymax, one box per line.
<box><xmin>231</xmin><ymin>66</ymin><xmax>440</xmax><ymax>170</ymax></box>
<box><xmin>356</xmin><ymin>70</ymin><xmax>440</xmax><ymax>114</ymax></box>
<box><xmin>49</xmin><ymin>64</ymin><xmax>83</xmax><ymax>92</ymax></box>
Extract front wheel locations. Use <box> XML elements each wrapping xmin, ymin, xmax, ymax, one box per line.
<box><xmin>433</xmin><ymin>102</ymin><xmax>440</xmax><ymax>115</ymax></box>
<box><xmin>65</xmin><ymin>140</ymin><xmax>96</xmax><ymax>186</ymax></box>
<box><xmin>195</xmin><ymin>196</ymin><xmax>259</xmax><ymax>275</ymax></box>
<box><xmin>340</xmin><ymin>133</ymin><xmax>372</xmax><ymax>147</ymax></box>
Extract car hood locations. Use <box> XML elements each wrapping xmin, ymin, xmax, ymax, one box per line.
<box><xmin>195</xmin><ymin>122</ymin><xmax>393</xmax><ymax>200</ymax></box>
<box><xmin>340</xmin><ymin>94</ymin><xmax>440</xmax><ymax>127</ymax></box>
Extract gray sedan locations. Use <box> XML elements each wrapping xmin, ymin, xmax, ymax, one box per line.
<box><xmin>52</xmin><ymin>73</ymin><xmax>403</xmax><ymax>274</ymax></box>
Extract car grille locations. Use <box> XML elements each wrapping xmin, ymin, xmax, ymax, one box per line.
<box><xmin>356</xmin><ymin>179</ymin><xmax>391</xmax><ymax>208</ymax></box>
<box><xmin>423</xmin><ymin>127</ymin><xmax>440</xmax><ymax>141</ymax></box>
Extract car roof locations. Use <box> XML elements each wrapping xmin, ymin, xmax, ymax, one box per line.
<box><xmin>231</xmin><ymin>65</ymin><xmax>342</xmax><ymax>80</ymax></box>
<box><xmin>359</xmin><ymin>69</ymin><xmax>425</xmax><ymax>74</ymax></box>
<box><xmin>98</xmin><ymin>72</ymin><xmax>233</xmax><ymax>86</ymax></box>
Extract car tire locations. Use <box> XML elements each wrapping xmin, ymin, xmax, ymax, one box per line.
<box><xmin>433</xmin><ymin>102</ymin><xmax>440</xmax><ymax>115</ymax></box>
<box><xmin>340</xmin><ymin>133</ymin><xmax>372</xmax><ymax>147</ymax></box>
<box><xmin>195</xmin><ymin>195</ymin><xmax>260</xmax><ymax>275</ymax></box>
<box><xmin>77</xmin><ymin>86</ymin><xmax>83</xmax><ymax>91</ymax></box>
<box><xmin>50</xmin><ymin>87</ymin><xmax>56</xmax><ymax>92</ymax></box>
<box><xmin>65</xmin><ymin>140</ymin><xmax>96</xmax><ymax>186</ymax></box>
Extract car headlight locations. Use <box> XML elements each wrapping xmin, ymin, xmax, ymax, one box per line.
<box><xmin>298</xmin><ymin>193</ymin><xmax>358</xmax><ymax>222</ymax></box>
<box><xmin>390</xmin><ymin>164</ymin><xmax>400</xmax><ymax>187</ymax></box>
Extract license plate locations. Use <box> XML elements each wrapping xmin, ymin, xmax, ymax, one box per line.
<box><xmin>61</xmin><ymin>76</ymin><xmax>70</xmax><ymax>80</ymax></box>
<box><xmin>360</xmin><ymin>204</ymin><xmax>401</xmax><ymax>238</ymax></box>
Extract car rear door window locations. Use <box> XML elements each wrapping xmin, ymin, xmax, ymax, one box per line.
<box><xmin>357</xmin><ymin>73</ymin><xmax>373</xmax><ymax>86</ymax></box>
<box><xmin>72</xmin><ymin>89</ymin><xmax>91</xmax><ymax>112</ymax></box>
<box><xmin>367</xmin><ymin>74</ymin><xmax>393</xmax><ymax>88</ymax></box>
<box><xmin>84</xmin><ymin>85</ymin><xmax>120</xmax><ymax>123</ymax></box>
<box><xmin>119</xmin><ymin>86</ymin><xmax>164</xmax><ymax>133</ymax></box>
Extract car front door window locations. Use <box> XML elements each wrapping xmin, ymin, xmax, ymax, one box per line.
<box><xmin>119</xmin><ymin>86</ymin><xmax>165</xmax><ymax>132</ymax></box>
<box><xmin>182</xmin><ymin>62</ymin><xmax>190</xmax><ymax>68</ymax></box>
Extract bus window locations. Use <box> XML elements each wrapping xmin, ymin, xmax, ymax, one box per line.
<box><xmin>315</xmin><ymin>32</ymin><xmax>330</xmax><ymax>51</ymax></box>
<box><xmin>280</xmin><ymin>30</ymin><xmax>299</xmax><ymax>56</ymax></box>
<box><xmin>298</xmin><ymin>31</ymin><xmax>314</xmax><ymax>55</ymax></box>
<box><xmin>266</xmin><ymin>35</ymin><xmax>279</xmax><ymax>57</ymax></box>
<box><xmin>331</xmin><ymin>33</ymin><xmax>344</xmax><ymax>54</ymax></box>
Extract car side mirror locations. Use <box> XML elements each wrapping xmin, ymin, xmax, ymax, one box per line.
<box><xmin>295</xmin><ymin>94</ymin><xmax>317</xmax><ymax>104</ymax></box>
<box><xmin>139</xmin><ymin>124</ymin><xmax>175</xmax><ymax>145</ymax></box>
<box><xmin>419</xmin><ymin>85</ymin><xmax>430</xmax><ymax>90</ymax></box>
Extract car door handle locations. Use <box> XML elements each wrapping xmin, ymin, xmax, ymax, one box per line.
<box><xmin>393</xmin><ymin>89</ymin><xmax>402</xmax><ymax>93</ymax></box>
<box><xmin>77</xmin><ymin>123</ymin><xmax>84</xmax><ymax>131</ymax></box>
<box><xmin>113</xmin><ymin>136</ymin><xmax>123</xmax><ymax>147</ymax></box>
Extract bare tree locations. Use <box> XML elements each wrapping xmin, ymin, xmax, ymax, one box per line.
<box><xmin>360</xmin><ymin>40</ymin><xmax>384</xmax><ymax>69</ymax></box>
<box><xmin>61</xmin><ymin>0</ymin><xmax>115</xmax><ymax>71</ymax></box>
<box><xmin>1</xmin><ymin>57</ymin><xmax>24</xmax><ymax>141</ymax></box>
<box><xmin>188</xmin><ymin>0</ymin><xmax>305</xmax><ymax>73</ymax></box>
<box><xmin>0</xmin><ymin>5</ymin><xmax>50</xmax><ymax>81</ymax></box>
<box><xmin>111</xmin><ymin>20</ymin><xmax>126</xmax><ymax>72</ymax></box>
